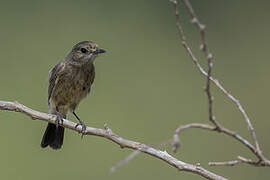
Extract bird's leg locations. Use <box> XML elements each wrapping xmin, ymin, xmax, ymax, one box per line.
<box><xmin>73</xmin><ymin>111</ymin><xmax>86</xmax><ymax>138</ymax></box>
<box><xmin>55</xmin><ymin>106</ymin><xmax>64</xmax><ymax>128</ymax></box>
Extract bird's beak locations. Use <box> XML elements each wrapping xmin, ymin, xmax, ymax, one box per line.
<box><xmin>94</xmin><ymin>48</ymin><xmax>106</xmax><ymax>54</ymax></box>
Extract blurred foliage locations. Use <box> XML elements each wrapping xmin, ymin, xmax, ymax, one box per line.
<box><xmin>0</xmin><ymin>0</ymin><xmax>269</xmax><ymax>179</ymax></box>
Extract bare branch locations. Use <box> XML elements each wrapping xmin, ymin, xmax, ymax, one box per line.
<box><xmin>0</xmin><ymin>100</ymin><xmax>228</xmax><ymax>180</ymax></box>
<box><xmin>111</xmin><ymin>150</ymin><xmax>140</xmax><ymax>172</ymax></box>
<box><xmin>111</xmin><ymin>139</ymin><xmax>172</xmax><ymax>172</ymax></box>
<box><xmin>209</xmin><ymin>156</ymin><xmax>270</xmax><ymax>167</ymax></box>
<box><xmin>172</xmin><ymin>123</ymin><xmax>215</xmax><ymax>153</ymax></box>
<box><xmin>208</xmin><ymin>160</ymin><xmax>241</xmax><ymax>167</ymax></box>
<box><xmin>169</xmin><ymin>0</ymin><xmax>270</xmax><ymax>167</ymax></box>
<box><xmin>172</xmin><ymin>123</ymin><xmax>256</xmax><ymax>160</ymax></box>
<box><xmin>183</xmin><ymin>0</ymin><xmax>218</xmax><ymax>129</ymax></box>
<box><xmin>172</xmin><ymin>123</ymin><xmax>270</xmax><ymax>166</ymax></box>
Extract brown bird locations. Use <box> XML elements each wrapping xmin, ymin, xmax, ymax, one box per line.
<box><xmin>41</xmin><ymin>41</ymin><xmax>106</xmax><ymax>150</ymax></box>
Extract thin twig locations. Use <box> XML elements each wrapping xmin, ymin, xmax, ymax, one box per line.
<box><xmin>172</xmin><ymin>123</ymin><xmax>215</xmax><ymax>153</ymax></box>
<box><xmin>172</xmin><ymin>123</ymin><xmax>270</xmax><ymax>166</ymax></box>
<box><xmin>208</xmin><ymin>160</ymin><xmax>241</xmax><ymax>167</ymax></box>
<box><xmin>111</xmin><ymin>139</ymin><xmax>172</xmax><ymax>172</ymax></box>
<box><xmin>182</xmin><ymin>0</ymin><xmax>264</xmax><ymax>160</ymax></box>
<box><xmin>181</xmin><ymin>0</ymin><xmax>263</xmax><ymax>160</ymax></box>
<box><xmin>169</xmin><ymin>0</ymin><xmax>270</xmax><ymax>166</ymax></box>
<box><xmin>183</xmin><ymin>0</ymin><xmax>218</xmax><ymax>129</ymax></box>
<box><xmin>172</xmin><ymin>123</ymin><xmax>254</xmax><ymax>158</ymax></box>
<box><xmin>0</xmin><ymin>100</ymin><xmax>228</xmax><ymax>180</ymax></box>
<box><xmin>209</xmin><ymin>156</ymin><xmax>270</xmax><ymax>167</ymax></box>
<box><xmin>111</xmin><ymin>150</ymin><xmax>140</xmax><ymax>172</ymax></box>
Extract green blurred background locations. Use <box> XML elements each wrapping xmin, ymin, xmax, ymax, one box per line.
<box><xmin>0</xmin><ymin>0</ymin><xmax>269</xmax><ymax>179</ymax></box>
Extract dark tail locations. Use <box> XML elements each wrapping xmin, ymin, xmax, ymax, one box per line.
<box><xmin>41</xmin><ymin>123</ymin><xmax>65</xmax><ymax>150</ymax></box>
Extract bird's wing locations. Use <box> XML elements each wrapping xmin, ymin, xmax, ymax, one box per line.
<box><xmin>48</xmin><ymin>62</ymin><xmax>65</xmax><ymax>105</ymax></box>
<box><xmin>89</xmin><ymin>64</ymin><xmax>95</xmax><ymax>85</ymax></box>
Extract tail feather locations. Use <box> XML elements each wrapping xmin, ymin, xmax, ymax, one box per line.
<box><xmin>41</xmin><ymin>123</ymin><xmax>65</xmax><ymax>150</ymax></box>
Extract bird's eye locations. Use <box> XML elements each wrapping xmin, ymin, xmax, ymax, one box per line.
<box><xmin>80</xmin><ymin>48</ymin><xmax>87</xmax><ymax>53</ymax></box>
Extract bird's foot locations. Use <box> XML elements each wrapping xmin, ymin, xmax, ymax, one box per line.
<box><xmin>55</xmin><ymin>112</ymin><xmax>64</xmax><ymax>128</ymax></box>
<box><xmin>75</xmin><ymin>121</ymin><xmax>87</xmax><ymax>139</ymax></box>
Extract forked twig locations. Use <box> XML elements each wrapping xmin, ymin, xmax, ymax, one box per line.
<box><xmin>170</xmin><ymin>0</ymin><xmax>270</xmax><ymax>167</ymax></box>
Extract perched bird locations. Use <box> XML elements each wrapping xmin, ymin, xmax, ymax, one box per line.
<box><xmin>41</xmin><ymin>41</ymin><xmax>106</xmax><ymax>150</ymax></box>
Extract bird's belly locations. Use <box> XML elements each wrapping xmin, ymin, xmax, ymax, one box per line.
<box><xmin>51</xmin><ymin>77</ymin><xmax>91</xmax><ymax>113</ymax></box>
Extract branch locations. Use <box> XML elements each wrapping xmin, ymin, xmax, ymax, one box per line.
<box><xmin>172</xmin><ymin>123</ymin><xmax>270</xmax><ymax>166</ymax></box>
<box><xmin>0</xmin><ymin>100</ymin><xmax>228</xmax><ymax>180</ymax></box>
<box><xmin>111</xmin><ymin>150</ymin><xmax>140</xmax><ymax>172</ymax></box>
<box><xmin>183</xmin><ymin>0</ymin><xmax>218</xmax><ymax>128</ymax></box>
<box><xmin>172</xmin><ymin>123</ymin><xmax>215</xmax><ymax>153</ymax></box>
<box><xmin>111</xmin><ymin>139</ymin><xmax>172</xmax><ymax>172</ymax></box>
<box><xmin>209</xmin><ymin>156</ymin><xmax>270</xmax><ymax>167</ymax></box>
<box><xmin>170</xmin><ymin>0</ymin><xmax>270</xmax><ymax>167</ymax></box>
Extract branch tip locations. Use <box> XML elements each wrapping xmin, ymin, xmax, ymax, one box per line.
<box><xmin>169</xmin><ymin>0</ymin><xmax>177</xmax><ymax>5</ymax></box>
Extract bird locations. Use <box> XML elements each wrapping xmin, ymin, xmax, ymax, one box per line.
<box><xmin>41</xmin><ymin>41</ymin><xmax>106</xmax><ymax>150</ymax></box>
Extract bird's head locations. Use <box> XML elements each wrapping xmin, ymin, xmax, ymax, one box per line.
<box><xmin>68</xmin><ymin>41</ymin><xmax>106</xmax><ymax>65</ymax></box>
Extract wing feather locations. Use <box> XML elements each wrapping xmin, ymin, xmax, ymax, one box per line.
<box><xmin>48</xmin><ymin>62</ymin><xmax>64</xmax><ymax>105</ymax></box>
